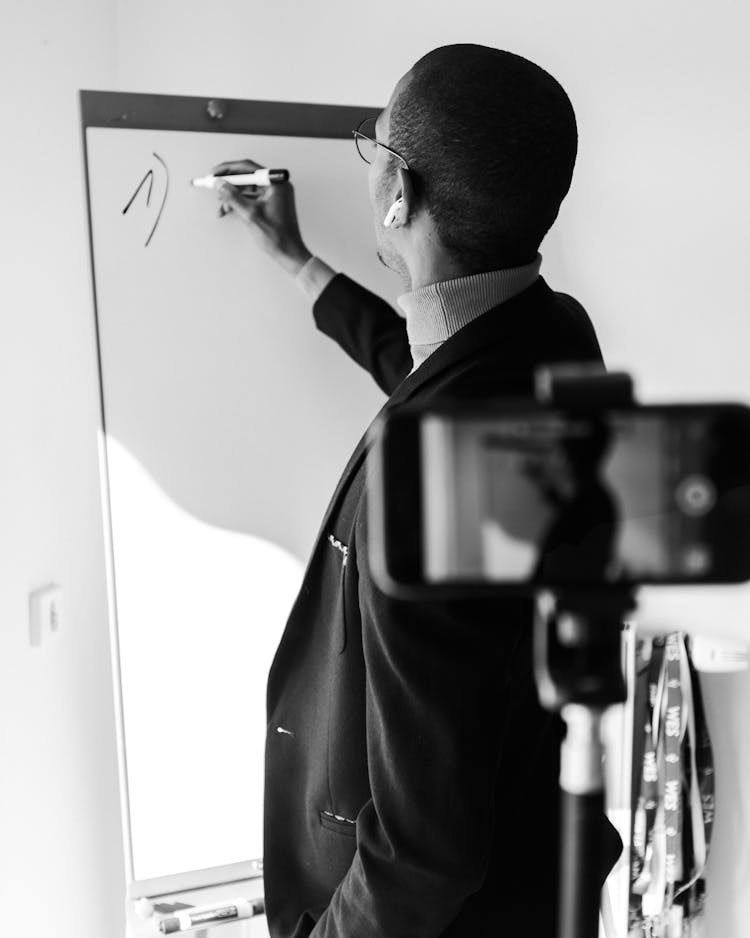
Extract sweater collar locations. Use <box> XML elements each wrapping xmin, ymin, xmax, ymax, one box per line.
<box><xmin>396</xmin><ymin>255</ymin><xmax>542</xmax><ymax>367</ymax></box>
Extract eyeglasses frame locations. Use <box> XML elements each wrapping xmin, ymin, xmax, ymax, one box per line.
<box><xmin>352</xmin><ymin>116</ymin><xmax>410</xmax><ymax>171</ymax></box>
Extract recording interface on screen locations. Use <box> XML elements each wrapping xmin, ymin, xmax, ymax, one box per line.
<box><xmin>420</xmin><ymin>410</ymin><xmax>746</xmax><ymax>585</ymax></box>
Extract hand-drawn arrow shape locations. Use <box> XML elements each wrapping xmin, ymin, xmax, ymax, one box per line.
<box><xmin>122</xmin><ymin>152</ymin><xmax>170</xmax><ymax>247</ymax></box>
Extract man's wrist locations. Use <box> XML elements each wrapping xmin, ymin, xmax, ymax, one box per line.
<box><xmin>277</xmin><ymin>244</ymin><xmax>313</xmax><ymax>277</ymax></box>
<box><xmin>296</xmin><ymin>256</ymin><xmax>337</xmax><ymax>303</ymax></box>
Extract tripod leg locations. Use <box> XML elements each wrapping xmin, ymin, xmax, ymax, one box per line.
<box><xmin>558</xmin><ymin>704</ymin><xmax>605</xmax><ymax>938</ymax></box>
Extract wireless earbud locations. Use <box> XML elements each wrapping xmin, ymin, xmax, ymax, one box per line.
<box><xmin>383</xmin><ymin>197</ymin><xmax>405</xmax><ymax>228</ymax></box>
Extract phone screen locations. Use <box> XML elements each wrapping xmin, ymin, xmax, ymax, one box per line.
<box><xmin>370</xmin><ymin>404</ymin><xmax>750</xmax><ymax>591</ymax></box>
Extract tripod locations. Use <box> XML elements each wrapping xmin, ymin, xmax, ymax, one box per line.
<box><xmin>534</xmin><ymin>368</ymin><xmax>635</xmax><ymax>938</ymax></box>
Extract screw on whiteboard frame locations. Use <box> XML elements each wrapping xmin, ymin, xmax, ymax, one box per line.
<box><xmin>206</xmin><ymin>99</ymin><xmax>228</xmax><ymax>120</ymax></box>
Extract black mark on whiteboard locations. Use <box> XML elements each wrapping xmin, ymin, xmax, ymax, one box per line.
<box><xmin>122</xmin><ymin>152</ymin><xmax>170</xmax><ymax>247</ymax></box>
<box><xmin>123</xmin><ymin>169</ymin><xmax>154</xmax><ymax>212</ymax></box>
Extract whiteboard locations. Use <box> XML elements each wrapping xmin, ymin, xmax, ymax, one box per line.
<box><xmin>83</xmin><ymin>95</ymin><xmax>398</xmax><ymax>894</ymax></box>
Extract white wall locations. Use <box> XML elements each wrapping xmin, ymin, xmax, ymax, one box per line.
<box><xmin>0</xmin><ymin>2</ymin><xmax>125</xmax><ymax>937</ymax></box>
<box><xmin>114</xmin><ymin>2</ymin><xmax>750</xmax><ymax>935</ymax></box>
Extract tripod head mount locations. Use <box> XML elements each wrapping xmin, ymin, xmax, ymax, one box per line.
<box><xmin>532</xmin><ymin>364</ymin><xmax>638</xmax><ymax>713</ymax></box>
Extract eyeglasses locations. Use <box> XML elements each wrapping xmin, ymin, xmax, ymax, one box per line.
<box><xmin>352</xmin><ymin>116</ymin><xmax>410</xmax><ymax>170</ymax></box>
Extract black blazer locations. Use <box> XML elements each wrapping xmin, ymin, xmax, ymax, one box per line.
<box><xmin>263</xmin><ymin>274</ymin><xmax>619</xmax><ymax>938</ymax></box>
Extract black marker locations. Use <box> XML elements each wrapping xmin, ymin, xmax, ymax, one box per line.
<box><xmin>191</xmin><ymin>169</ymin><xmax>289</xmax><ymax>188</ymax></box>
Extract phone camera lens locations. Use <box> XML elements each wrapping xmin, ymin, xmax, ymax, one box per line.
<box><xmin>680</xmin><ymin>545</ymin><xmax>712</xmax><ymax>575</ymax></box>
<box><xmin>675</xmin><ymin>475</ymin><xmax>716</xmax><ymax>516</ymax></box>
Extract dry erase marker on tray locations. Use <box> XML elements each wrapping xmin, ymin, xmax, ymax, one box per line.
<box><xmin>158</xmin><ymin>897</ymin><xmax>265</xmax><ymax>934</ymax></box>
<box><xmin>191</xmin><ymin>169</ymin><xmax>289</xmax><ymax>188</ymax></box>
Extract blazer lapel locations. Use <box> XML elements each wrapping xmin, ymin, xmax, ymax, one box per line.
<box><xmin>311</xmin><ymin>278</ymin><xmax>552</xmax><ymax>544</ymax></box>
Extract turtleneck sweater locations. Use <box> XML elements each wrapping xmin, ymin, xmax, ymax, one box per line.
<box><xmin>395</xmin><ymin>255</ymin><xmax>542</xmax><ymax>370</ymax></box>
<box><xmin>296</xmin><ymin>253</ymin><xmax>542</xmax><ymax>372</ymax></box>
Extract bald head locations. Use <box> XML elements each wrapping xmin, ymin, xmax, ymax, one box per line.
<box><xmin>387</xmin><ymin>45</ymin><xmax>578</xmax><ymax>270</ymax></box>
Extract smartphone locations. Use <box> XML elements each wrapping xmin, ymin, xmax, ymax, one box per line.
<box><xmin>368</xmin><ymin>401</ymin><xmax>750</xmax><ymax>598</ymax></box>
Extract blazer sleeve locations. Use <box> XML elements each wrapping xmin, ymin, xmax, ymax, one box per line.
<box><xmin>306</xmin><ymin>507</ymin><xmax>533</xmax><ymax>938</ymax></box>
<box><xmin>312</xmin><ymin>274</ymin><xmax>413</xmax><ymax>396</ymax></box>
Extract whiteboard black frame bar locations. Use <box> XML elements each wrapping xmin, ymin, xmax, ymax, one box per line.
<box><xmin>80</xmin><ymin>89</ymin><xmax>378</xmax><ymax>138</ymax></box>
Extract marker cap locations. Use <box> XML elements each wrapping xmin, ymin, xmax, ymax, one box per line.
<box><xmin>158</xmin><ymin>918</ymin><xmax>180</xmax><ymax>934</ymax></box>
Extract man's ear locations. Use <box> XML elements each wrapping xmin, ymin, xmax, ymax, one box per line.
<box><xmin>383</xmin><ymin>167</ymin><xmax>415</xmax><ymax>229</ymax></box>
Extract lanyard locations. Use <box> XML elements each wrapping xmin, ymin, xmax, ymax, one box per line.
<box><xmin>629</xmin><ymin>634</ymin><xmax>714</xmax><ymax>937</ymax></box>
<box><xmin>631</xmin><ymin>640</ymin><xmax>664</xmax><ymax>892</ymax></box>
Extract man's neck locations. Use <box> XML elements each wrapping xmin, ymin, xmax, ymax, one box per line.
<box><xmin>405</xmin><ymin>251</ymin><xmax>538</xmax><ymax>290</ymax></box>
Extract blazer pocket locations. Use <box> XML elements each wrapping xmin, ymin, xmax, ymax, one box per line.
<box><xmin>328</xmin><ymin>533</ymin><xmax>350</xmax><ymax>654</ymax></box>
<box><xmin>319</xmin><ymin>809</ymin><xmax>357</xmax><ymax>838</ymax></box>
<box><xmin>336</xmin><ymin>562</ymin><xmax>349</xmax><ymax>654</ymax></box>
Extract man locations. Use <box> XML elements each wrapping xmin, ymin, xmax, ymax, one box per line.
<box><xmin>215</xmin><ymin>44</ymin><xmax>620</xmax><ymax>938</ymax></box>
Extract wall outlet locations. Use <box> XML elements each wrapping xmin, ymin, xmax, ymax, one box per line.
<box><xmin>29</xmin><ymin>584</ymin><xmax>64</xmax><ymax>647</ymax></box>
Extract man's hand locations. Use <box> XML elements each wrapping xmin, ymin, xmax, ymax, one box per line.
<box><xmin>211</xmin><ymin>158</ymin><xmax>313</xmax><ymax>276</ymax></box>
